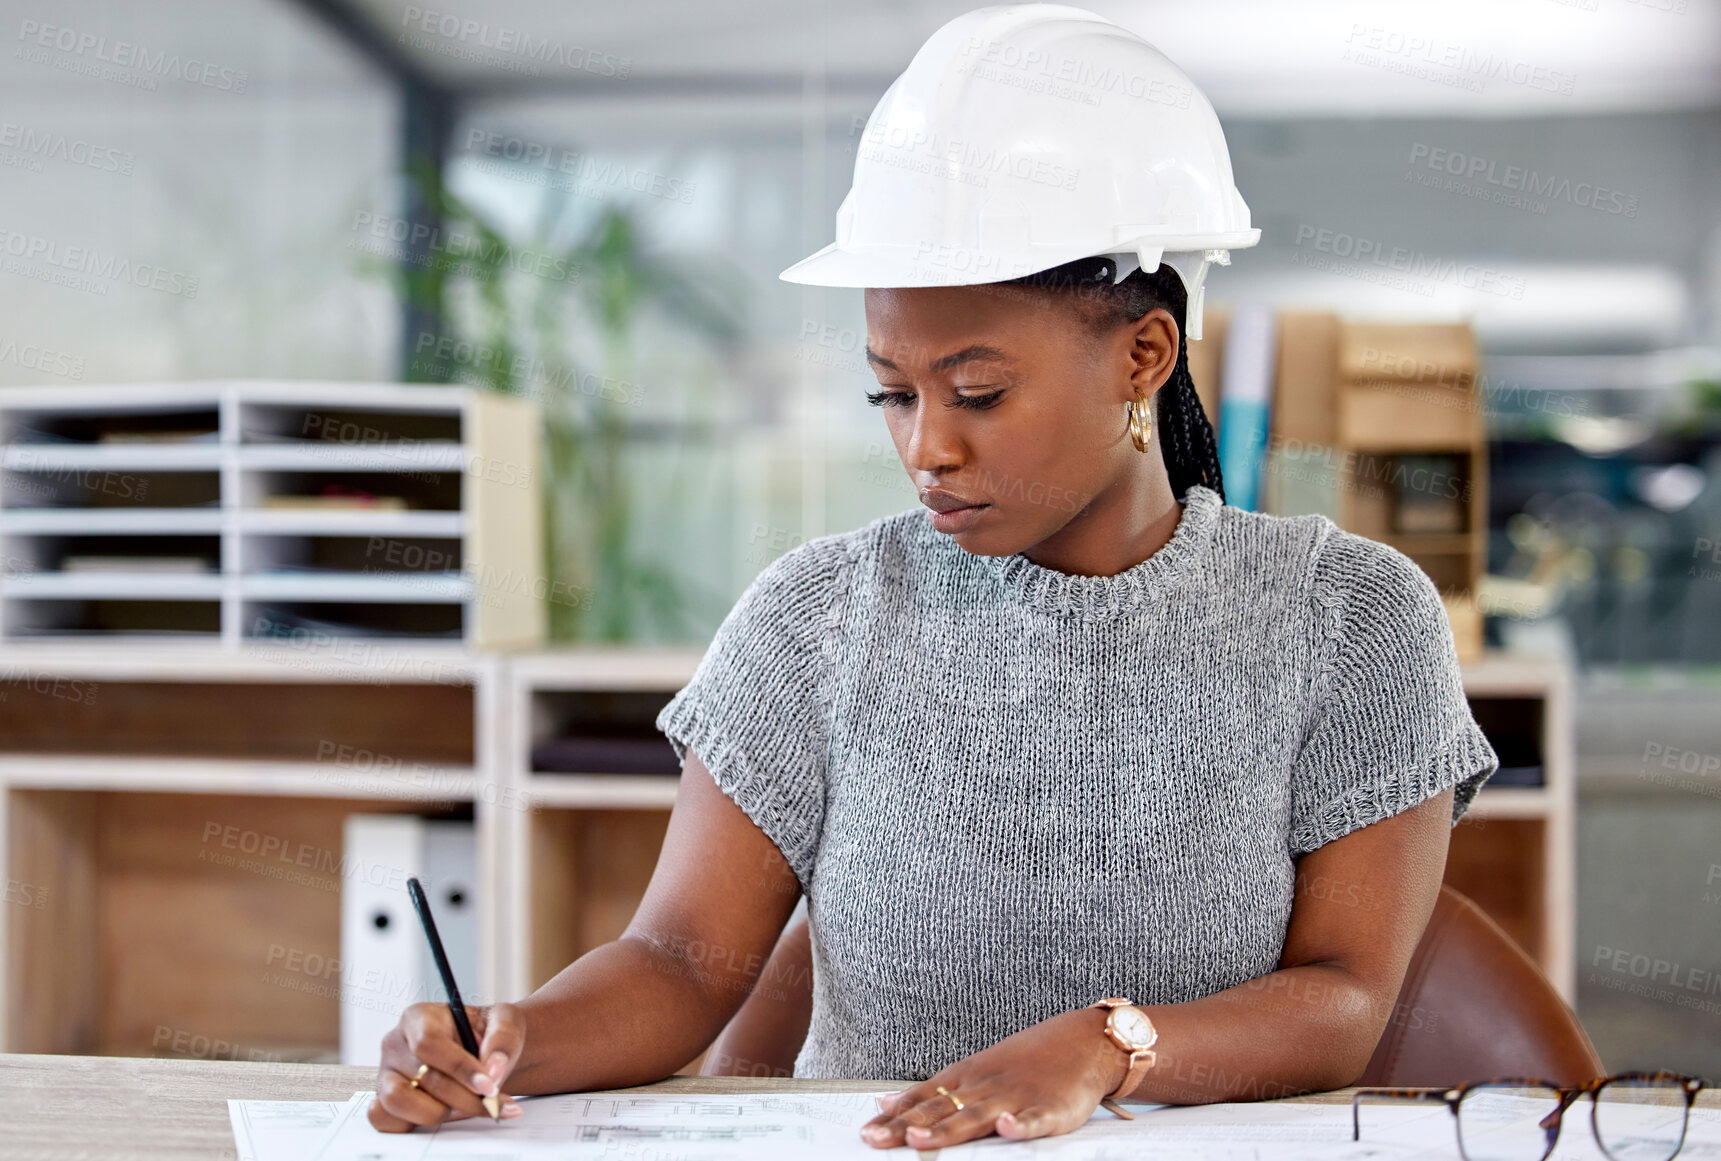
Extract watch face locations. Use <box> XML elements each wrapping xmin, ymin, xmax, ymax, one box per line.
<box><xmin>1110</xmin><ymin>1006</ymin><xmax>1157</xmax><ymax>1050</ymax></box>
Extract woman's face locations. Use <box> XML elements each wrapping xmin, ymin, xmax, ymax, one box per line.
<box><xmin>862</xmin><ymin>282</ymin><xmax>1178</xmax><ymax>556</ymax></box>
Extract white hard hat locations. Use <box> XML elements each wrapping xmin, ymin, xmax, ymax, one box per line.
<box><xmin>780</xmin><ymin>3</ymin><xmax>1260</xmax><ymax>340</ymax></box>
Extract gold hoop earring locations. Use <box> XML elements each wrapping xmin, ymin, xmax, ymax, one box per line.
<box><xmin>1125</xmin><ymin>394</ymin><xmax>1152</xmax><ymax>453</ymax></box>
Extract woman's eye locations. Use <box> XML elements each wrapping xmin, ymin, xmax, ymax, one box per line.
<box><xmin>864</xmin><ymin>389</ymin><xmax>1003</xmax><ymax>409</ymax></box>
<box><xmin>864</xmin><ymin>389</ymin><xmax>913</xmax><ymax>408</ymax></box>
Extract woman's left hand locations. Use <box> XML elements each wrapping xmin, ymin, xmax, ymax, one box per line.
<box><xmin>858</xmin><ymin>1007</ymin><xmax>1126</xmax><ymax>1149</ymax></box>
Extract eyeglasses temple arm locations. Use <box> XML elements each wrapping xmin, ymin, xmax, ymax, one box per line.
<box><xmin>1351</xmin><ymin>1090</ymin><xmax>1451</xmax><ymax>1142</ymax></box>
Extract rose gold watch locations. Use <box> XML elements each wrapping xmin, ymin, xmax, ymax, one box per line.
<box><xmin>1090</xmin><ymin>997</ymin><xmax>1158</xmax><ymax>1103</ymax></box>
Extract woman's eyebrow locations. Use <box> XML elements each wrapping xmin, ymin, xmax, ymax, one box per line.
<box><xmin>864</xmin><ymin>344</ymin><xmax>1011</xmax><ymax>373</ymax></box>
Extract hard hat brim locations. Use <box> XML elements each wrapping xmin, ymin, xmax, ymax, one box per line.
<box><xmin>779</xmin><ymin>232</ymin><xmax>1261</xmax><ymax>288</ymax></box>
<box><xmin>777</xmin><ymin>241</ymin><xmax>1035</xmax><ymax>288</ymax></box>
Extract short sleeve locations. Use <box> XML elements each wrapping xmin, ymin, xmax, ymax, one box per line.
<box><xmin>1287</xmin><ymin>527</ymin><xmax>1499</xmax><ymax>857</ymax></box>
<box><xmin>654</xmin><ymin>538</ymin><xmax>848</xmax><ymax>893</ymax></box>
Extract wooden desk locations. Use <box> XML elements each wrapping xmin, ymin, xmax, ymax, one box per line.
<box><xmin>0</xmin><ymin>1053</ymin><xmax>1332</xmax><ymax>1160</ymax></box>
<box><xmin>6</xmin><ymin>1053</ymin><xmax>1716</xmax><ymax>1160</ymax></box>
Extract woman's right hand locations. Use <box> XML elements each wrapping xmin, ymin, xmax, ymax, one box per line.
<box><xmin>368</xmin><ymin>1002</ymin><xmax>527</xmax><ymax>1132</ymax></box>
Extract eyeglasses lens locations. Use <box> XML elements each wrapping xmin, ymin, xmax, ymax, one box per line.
<box><xmin>1457</xmin><ymin>1084</ymin><xmax>1566</xmax><ymax>1161</ymax></box>
<box><xmin>1593</xmin><ymin>1078</ymin><xmax>1690</xmax><ymax>1161</ymax></box>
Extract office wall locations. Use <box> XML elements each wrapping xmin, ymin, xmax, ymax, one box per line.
<box><xmin>1221</xmin><ymin>111</ymin><xmax>1721</xmax><ymax>348</ymax></box>
<box><xmin>0</xmin><ymin>0</ymin><xmax>399</xmax><ymax>387</ymax></box>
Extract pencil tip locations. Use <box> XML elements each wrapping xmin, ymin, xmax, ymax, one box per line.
<box><xmin>482</xmin><ymin>1094</ymin><xmax>501</xmax><ymax>1121</ymax></box>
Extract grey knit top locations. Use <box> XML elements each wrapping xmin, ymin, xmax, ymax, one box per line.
<box><xmin>655</xmin><ymin>484</ymin><xmax>1498</xmax><ymax>1080</ymax></box>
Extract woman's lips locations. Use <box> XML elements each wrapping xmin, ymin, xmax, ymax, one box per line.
<box><xmin>928</xmin><ymin>503</ymin><xmax>987</xmax><ymax>533</ymax></box>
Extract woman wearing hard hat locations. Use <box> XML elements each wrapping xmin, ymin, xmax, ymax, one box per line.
<box><xmin>368</xmin><ymin>4</ymin><xmax>1499</xmax><ymax>1149</ymax></box>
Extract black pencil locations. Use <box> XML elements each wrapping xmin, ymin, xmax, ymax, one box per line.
<box><xmin>407</xmin><ymin>875</ymin><xmax>502</xmax><ymax>1120</ymax></box>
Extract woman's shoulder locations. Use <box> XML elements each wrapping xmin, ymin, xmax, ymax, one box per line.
<box><xmin>1218</xmin><ymin>511</ymin><xmax>1456</xmax><ymax>703</ymax></box>
<box><xmin>1211</xmin><ymin>501</ymin><xmax>1435</xmax><ymax>596</ymax></box>
<box><xmin>741</xmin><ymin>507</ymin><xmax>933</xmax><ymax>616</ymax></box>
<box><xmin>762</xmin><ymin>507</ymin><xmax>939</xmax><ymax>576</ymax></box>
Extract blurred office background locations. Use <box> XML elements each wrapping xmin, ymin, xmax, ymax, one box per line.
<box><xmin>2</xmin><ymin>0</ymin><xmax>1718</xmax><ymax>1075</ymax></box>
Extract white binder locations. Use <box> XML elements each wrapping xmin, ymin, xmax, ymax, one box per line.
<box><xmin>340</xmin><ymin>815</ymin><xmax>478</xmax><ymax>1067</ymax></box>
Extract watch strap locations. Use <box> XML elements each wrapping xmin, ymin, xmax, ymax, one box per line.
<box><xmin>1107</xmin><ymin>1045</ymin><xmax>1157</xmax><ymax>1101</ymax></box>
<box><xmin>1089</xmin><ymin>998</ymin><xmax>1157</xmax><ymax>1103</ymax></box>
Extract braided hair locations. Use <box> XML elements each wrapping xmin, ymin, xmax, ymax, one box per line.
<box><xmin>1001</xmin><ymin>255</ymin><xmax>1224</xmax><ymax>504</ymax></box>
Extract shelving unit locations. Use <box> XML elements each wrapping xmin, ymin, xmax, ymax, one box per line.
<box><xmin>1185</xmin><ymin>305</ymin><xmax>1229</xmax><ymax>426</ymax></box>
<box><xmin>0</xmin><ymin>645</ymin><xmax>507</xmax><ymax>1059</ymax></box>
<box><xmin>1266</xmin><ymin>314</ymin><xmax>1488</xmax><ymax>660</ymax></box>
<box><xmin>0</xmin><ymin>381</ymin><xmax>543</xmax><ymax>650</ymax></box>
<box><xmin>1452</xmin><ymin>655</ymin><xmax>1576</xmax><ymax>1002</ymax></box>
<box><xmin>498</xmin><ymin>649</ymin><xmax>702</xmax><ymax>1001</ymax></box>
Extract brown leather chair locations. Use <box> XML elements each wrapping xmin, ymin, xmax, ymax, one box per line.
<box><xmin>702</xmin><ymin>885</ymin><xmax>1602</xmax><ymax>1087</ymax></box>
<box><xmin>1357</xmin><ymin>886</ymin><xmax>1601</xmax><ymax>1086</ymax></box>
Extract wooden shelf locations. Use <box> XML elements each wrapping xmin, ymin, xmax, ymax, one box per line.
<box><xmin>524</xmin><ymin>774</ymin><xmax>679</xmax><ymax>810</ymax></box>
<box><xmin>0</xmin><ymin>650</ymin><xmax>507</xmax><ymax>1055</ymax></box>
<box><xmin>509</xmin><ymin>647</ymin><xmax>711</xmax><ymax>690</ymax></box>
<box><xmin>0</xmin><ymin>381</ymin><xmax>541</xmax><ymax>650</ymax></box>
<box><xmin>499</xmin><ymin>648</ymin><xmax>703</xmax><ymax>998</ymax></box>
<box><xmin>1453</xmin><ymin>654</ymin><xmax>1576</xmax><ymax>1001</ymax></box>
<box><xmin>523</xmin><ymin>808</ymin><xmax>673</xmax><ymax>994</ymax></box>
<box><xmin>1266</xmin><ymin>312</ymin><xmax>1487</xmax><ymax>655</ymax></box>
<box><xmin>1337</xmin><ymin>405</ymin><xmax>1481</xmax><ymax>453</ymax></box>
<box><xmin>235</xmin><ymin>509</ymin><xmax>467</xmax><ymax>537</ymax></box>
<box><xmin>1377</xmin><ymin>533</ymin><xmax>1476</xmax><ymax>555</ymax></box>
<box><xmin>0</xmin><ymin>756</ymin><xmax>478</xmax><ymax>799</ymax></box>
<box><xmin>1462</xmin><ymin>786</ymin><xmax>1560</xmax><ymax>819</ymax></box>
<box><xmin>0</xmin><ymin>641</ymin><xmax>489</xmax><ymax>679</ymax></box>
<box><xmin>0</xmin><ymin>675</ymin><xmax>475</xmax><ymax>764</ymax></box>
<box><xmin>6</xmin><ymin>788</ymin><xmax>455</xmax><ymax>1057</ymax></box>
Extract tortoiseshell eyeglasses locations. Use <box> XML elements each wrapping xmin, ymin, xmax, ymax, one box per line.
<box><xmin>1352</xmin><ymin>1073</ymin><xmax>1711</xmax><ymax>1161</ymax></box>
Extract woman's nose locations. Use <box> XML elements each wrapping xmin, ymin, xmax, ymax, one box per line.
<box><xmin>900</xmin><ymin>402</ymin><xmax>966</xmax><ymax>477</ymax></box>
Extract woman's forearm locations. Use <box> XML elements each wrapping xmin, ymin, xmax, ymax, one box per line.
<box><xmin>506</xmin><ymin>934</ymin><xmax>755</xmax><ymax>1096</ymax></box>
<box><xmin>1115</xmin><ymin>795</ymin><xmax>1455</xmax><ymax>1105</ymax></box>
<box><xmin>1123</xmin><ymin>963</ymin><xmax>1389</xmax><ymax>1103</ymax></box>
<box><xmin>494</xmin><ymin>750</ymin><xmax>808</xmax><ymax>1100</ymax></box>
<box><xmin>859</xmin><ymin>961</ymin><xmax>1393</xmax><ymax>1151</ymax></box>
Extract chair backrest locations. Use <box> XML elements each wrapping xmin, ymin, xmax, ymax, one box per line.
<box><xmin>1358</xmin><ymin>885</ymin><xmax>1602</xmax><ymax>1087</ymax></box>
<box><xmin>703</xmin><ymin>885</ymin><xmax>1603</xmax><ymax>1087</ymax></box>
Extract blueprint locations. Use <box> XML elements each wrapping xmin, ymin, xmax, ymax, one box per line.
<box><xmin>223</xmin><ymin>1087</ymin><xmax>1721</xmax><ymax>1161</ymax></box>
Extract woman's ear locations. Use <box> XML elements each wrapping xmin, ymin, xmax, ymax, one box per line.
<box><xmin>1128</xmin><ymin>307</ymin><xmax>1181</xmax><ymax>399</ymax></box>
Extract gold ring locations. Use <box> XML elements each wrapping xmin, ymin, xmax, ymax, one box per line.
<box><xmin>936</xmin><ymin>1085</ymin><xmax>965</xmax><ymax>1112</ymax></box>
<box><xmin>409</xmin><ymin>1063</ymin><xmax>430</xmax><ymax>1090</ymax></box>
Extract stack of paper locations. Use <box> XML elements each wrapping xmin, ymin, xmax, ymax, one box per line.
<box><xmin>227</xmin><ymin>1097</ymin><xmax>352</xmax><ymax>1161</ymax></box>
<box><xmin>228</xmin><ymin>1090</ymin><xmax>1721</xmax><ymax>1161</ymax></box>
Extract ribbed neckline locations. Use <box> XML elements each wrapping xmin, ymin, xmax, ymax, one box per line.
<box><xmin>980</xmin><ymin>485</ymin><xmax>1223</xmax><ymax>618</ymax></box>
